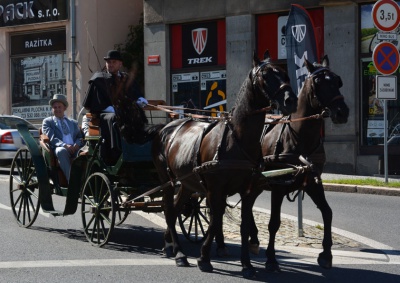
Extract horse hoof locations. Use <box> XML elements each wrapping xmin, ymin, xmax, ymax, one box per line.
<box><xmin>265</xmin><ymin>262</ymin><xmax>281</xmax><ymax>273</ymax></box>
<box><xmin>175</xmin><ymin>252</ymin><xmax>190</xmax><ymax>267</ymax></box>
<box><xmin>249</xmin><ymin>243</ymin><xmax>260</xmax><ymax>255</ymax></box>
<box><xmin>318</xmin><ymin>252</ymin><xmax>333</xmax><ymax>269</ymax></box>
<box><xmin>197</xmin><ymin>258</ymin><xmax>213</xmax><ymax>272</ymax></box>
<box><xmin>162</xmin><ymin>246</ymin><xmax>174</xmax><ymax>258</ymax></box>
<box><xmin>242</xmin><ymin>267</ymin><xmax>256</xmax><ymax>278</ymax></box>
<box><xmin>216</xmin><ymin>246</ymin><xmax>229</xmax><ymax>257</ymax></box>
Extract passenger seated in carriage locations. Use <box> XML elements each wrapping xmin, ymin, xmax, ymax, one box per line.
<box><xmin>42</xmin><ymin>94</ymin><xmax>84</xmax><ymax>182</ymax></box>
<box><xmin>82</xmin><ymin>50</ymin><xmax>148</xmax><ymax>164</ymax></box>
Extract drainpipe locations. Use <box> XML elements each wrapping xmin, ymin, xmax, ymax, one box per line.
<box><xmin>70</xmin><ymin>0</ymin><xmax>77</xmax><ymax>119</ymax></box>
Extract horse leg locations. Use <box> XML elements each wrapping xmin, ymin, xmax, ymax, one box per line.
<box><xmin>240</xmin><ymin>190</ymin><xmax>259</xmax><ymax>278</ymax></box>
<box><xmin>197</xmin><ymin>192</ymin><xmax>224</xmax><ymax>273</ymax></box>
<box><xmin>265</xmin><ymin>190</ymin><xmax>285</xmax><ymax>272</ymax></box>
<box><xmin>214</xmin><ymin>222</ymin><xmax>229</xmax><ymax>257</ymax></box>
<box><xmin>163</xmin><ymin>185</ymin><xmax>190</xmax><ymax>267</ymax></box>
<box><xmin>247</xmin><ymin>189</ymin><xmax>263</xmax><ymax>256</ymax></box>
<box><xmin>306</xmin><ymin>182</ymin><xmax>333</xmax><ymax>269</ymax></box>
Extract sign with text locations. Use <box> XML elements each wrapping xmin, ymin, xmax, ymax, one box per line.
<box><xmin>0</xmin><ymin>0</ymin><xmax>68</xmax><ymax>28</ymax></box>
<box><xmin>376</xmin><ymin>75</ymin><xmax>397</xmax><ymax>99</ymax></box>
<box><xmin>11</xmin><ymin>29</ymin><xmax>66</xmax><ymax>55</ymax></box>
<box><xmin>372</xmin><ymin>0</ymin><xmax>400</xmax><ymax>32</ymax></box>
<box><xmin>12</xmin><ymin>105</ymin><xmax>52</xmax><ymax>119</ymax></box>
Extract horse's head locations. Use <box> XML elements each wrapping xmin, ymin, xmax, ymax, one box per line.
<box><xmin>251</xmin><ymin>51</ymin><xmax>298</xmax><ymax>116</ymax></box>
<box><xmin>304</xmin><ymin>55</ymin><xmax>349</xmax><ymax>124</ymax></box>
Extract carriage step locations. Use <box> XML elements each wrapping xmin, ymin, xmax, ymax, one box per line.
<box><xmin>43</xmin><ymin>210</ymin><xmax>64</xmax><ymax>216</ymax></box>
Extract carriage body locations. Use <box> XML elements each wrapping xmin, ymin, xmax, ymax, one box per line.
<box><xmin>8</xmin><ymin>100</ymin><xmax>209</xmax><ymax>246</ymax></box>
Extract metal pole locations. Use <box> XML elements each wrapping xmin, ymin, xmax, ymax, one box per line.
<box><xmin>70</xmin><ymin>0</ymin><xmax>77</xmax><ymax>119</ymax></box>
<box><xmin>298</xmin><ymin>191</ymin><xmax>304</xmax><ymax>237</ymax></box>
<box><xmin>384</xmin><ymin>99</ymin><xmax>388</xmax><ymax>183</ymax></box>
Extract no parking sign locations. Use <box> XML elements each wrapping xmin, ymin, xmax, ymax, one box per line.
<box><xmin>373</xmin><ymin>41</ymin><xmax>400</xmax><ymax>75</ymax></box>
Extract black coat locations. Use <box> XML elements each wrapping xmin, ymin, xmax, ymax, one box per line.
<box><xmin>82</xmin><ymin>71</ymin><xmax>142</xmax><ymax>114</ymax></box>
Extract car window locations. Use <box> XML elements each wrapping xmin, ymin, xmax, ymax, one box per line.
<box><xmin>0</xmin><ymin>117</ymin><xmax>38</xmax><ymax>130</ymax></box>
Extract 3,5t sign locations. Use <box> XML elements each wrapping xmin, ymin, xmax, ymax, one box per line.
<box><xmin>372</xmin><ymin>0</ymin><xmax>400</xmax><ymax>32</ymax></box>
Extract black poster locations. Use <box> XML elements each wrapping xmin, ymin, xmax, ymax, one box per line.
<box><xmin>182</xmin><ymin>21</ymin><xmax>218</xmax><ymax>68</ymax></box>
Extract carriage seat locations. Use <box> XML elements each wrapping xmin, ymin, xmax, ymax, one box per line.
<box><xmin>39</xmin><ymin>128</ymin><xmax>68</xmax><ymax>187</ymax></box>
<box><xmin>84</xmin><ymin>113</ymin><xmax>100</xmax><ymax>136</ymax></box>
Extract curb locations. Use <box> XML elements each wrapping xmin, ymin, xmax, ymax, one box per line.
<box><xmin>324</xmin><ymin>183</ymin><xmax>400</xmax><ymax>197</ymax></box>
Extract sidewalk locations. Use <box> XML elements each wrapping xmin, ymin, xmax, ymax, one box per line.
<box><xmin>321</xmin><ymin>173</ymin><xmax>400</xmax><ymax>197</ymax></box>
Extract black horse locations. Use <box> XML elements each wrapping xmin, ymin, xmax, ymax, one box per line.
<box><xmin>152</xmin><ymin>51</ymin><xmax>298</xmax><ymax>278</ymax></box>
<box><xmin>249</xmin><ymin>55</ymin><xmax>349</xmax><ymax>272</ymax></box>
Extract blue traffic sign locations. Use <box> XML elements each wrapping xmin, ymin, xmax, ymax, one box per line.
<box><xmin>373</xmin><ymin>42</ymin><xmax>400</xmax><ymax>75</ymax></box>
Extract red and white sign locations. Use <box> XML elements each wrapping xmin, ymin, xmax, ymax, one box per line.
<box><xmin>372</xmin><ymin>0</ymin><xmax>400</xmax><ymax>32</ymax></box>
<box><xmin>373</xmin><ymin>41</ymin><xmax>400</xmax><ymax>75</ymax></box>
<box><xmin>147</xmin><ymin>55</ymin><xmax>160</xmax><ymax>65</ymax></box>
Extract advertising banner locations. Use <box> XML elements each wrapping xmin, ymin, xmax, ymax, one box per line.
<box><xmin>285</xmin><ymin>4</ymin><xmax>319</xmax><ymax>95</ymax></box>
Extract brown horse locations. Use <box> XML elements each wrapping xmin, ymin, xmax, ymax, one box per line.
<box><xmin>250</xmin><ymin>55</ymin><xmax>349</xmax><ymax>272</ymax></box>
<box><xmin>152</xmin><ymin>51</ymin><xmax>298</xmax><ymax>278</ymax></box>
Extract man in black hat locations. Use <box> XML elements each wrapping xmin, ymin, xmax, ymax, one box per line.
<box><xmin>42</xmin><ymin>94</ymin><xmax>84</xmax><ymax>182</ymax></box>
<box><xmin>82</xmin><ymin>50</ymin><xmax>148</xmax><ymax>164</ymax></box>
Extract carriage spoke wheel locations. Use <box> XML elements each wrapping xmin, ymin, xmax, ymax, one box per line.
<box><xmin>9</xmin><ymin>148</ymin><xmax>40</xmax><ymax>228</ymax></box>
<box><xmin>115</xmin><ymin>190</ymin><xmax>129</xmax><ymax>226</ymax></box>
<box><xmin>81</xmin><ymin>173</ymin><xmax>115</xmax><ymax>247</ymax></box>
<box><xmin>178</xmin><ymin>194</ymin><xmax>209</xmax><ymax>243</ymax></box>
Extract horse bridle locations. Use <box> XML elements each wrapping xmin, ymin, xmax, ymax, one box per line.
<box><xmin>251</xmin><ymin>61</ymin><xmax>292</xmax><ymax>111</ymax></box>
<box><xmin>307</xmin><ymin>67</ymin><xmax>344</xmax><ymax>115</ymax></box>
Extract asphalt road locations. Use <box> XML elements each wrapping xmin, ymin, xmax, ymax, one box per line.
<box><xmin>0</xmin><ymin>172</ymin><xmax>399</xmax><ymax>282</ymax></box>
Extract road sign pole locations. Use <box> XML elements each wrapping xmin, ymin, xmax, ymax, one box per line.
<box><xmin>384</xmin><ymin>100</ymin><xmax>388</xmax><ymax>183</ymax></box>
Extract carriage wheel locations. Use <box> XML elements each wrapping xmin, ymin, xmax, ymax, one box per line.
<box><xmin>81</xmin><ymin>172</ymin><xmax>115</xmax><ymax>247</ymax></box>
<box><xmin>9</xmin><ymin>148</ymin><xmax>40</xmax><ymax>228</ymax></box>
<box><xmin>114</xmin><ymin>191</ymin><xmax>129</xmax><ymax>226</ymax></box>
<box><xmin>178</xmin><ymin>194</ymin><xmax>209</xmax><ymax>243</ymax></box>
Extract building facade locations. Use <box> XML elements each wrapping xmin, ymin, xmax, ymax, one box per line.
<box><xmin>142</xmin><ymin>0</ymin><xmax>400</xmax><ymax>175</ymax></box>
<box><xmin>0</xmin><ymin>0</ymin><xmax>143</xmax><ymax>121</ymax></box>
<box><xmin>1</xmin><ymin>1</ymin><xmax>399</xmax><ymax>175</ymax></box>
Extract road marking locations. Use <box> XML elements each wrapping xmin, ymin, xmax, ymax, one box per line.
<box><xmin>0</xmin><ymin>202</ymin><xmax>49</xmax><ymax>218</ymax></box>
<box><xmin>0</xmin><ymin>251</ymin><xmax>398</xmax><ymax>269</ymax></box>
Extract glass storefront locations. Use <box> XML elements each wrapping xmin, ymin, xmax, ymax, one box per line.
<box><xmin>360</xmin><ymin>3</ymin><xmax>400</xmax><ymax>150</ymax></box>
<box><xmin>10</xmin><ymin>29</ymin><xmax>66</xmax><ymax>120</ymax></box>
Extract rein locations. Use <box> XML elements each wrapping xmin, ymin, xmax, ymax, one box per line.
<box><xmin>147</xmin><ymin>103</ymin><xmax>275</xmax><ymax>120</ymax></box>
<box><xmin>265</xmin><ymin>110</ymin><xmax>329</xmax><ymax>125</ymax></box>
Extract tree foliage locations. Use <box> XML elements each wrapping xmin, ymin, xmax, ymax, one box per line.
<box><xmin>115</xmin><ymin>14</ymin><xmax>144</xmax><ymax>92</ymax></box>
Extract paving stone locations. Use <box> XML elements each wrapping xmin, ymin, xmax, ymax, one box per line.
<box><xmin>222</xmin><ymin>206</ymin><xmax>363</xmax><ymax>249</ymax></box>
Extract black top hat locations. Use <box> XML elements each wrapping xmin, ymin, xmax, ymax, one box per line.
<box><xmin>104</xmin><ymin>50</ymin><xmax>122</xmax><ymax>61</ymax></box>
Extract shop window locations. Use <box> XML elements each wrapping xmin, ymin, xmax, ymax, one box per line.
<box><xmin>360</xmin><ymin>3</ymin><xmax>400</xmax><ymax>152</ymax></box>
<box><xmin>11</xmin><ymin>53</ymin><xmax>66</xmax><ymax>120</ymax></box>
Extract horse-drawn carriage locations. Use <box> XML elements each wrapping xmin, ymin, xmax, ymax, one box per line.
<box><xmin>9</xmin><ymin>51</ymin><xmax>348</xmax><ymax>278</ymax></box>
<box><xmin>9</xmin><ymin>100</ymin><xmax>209</xmax><ymax>247</ymax></box>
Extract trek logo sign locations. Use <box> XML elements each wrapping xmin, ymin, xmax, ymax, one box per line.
<box><xmin>285</xmin><ymin>5</ymin><xmax>318</xmax><ymax>95</ymax></box>
<box><xmin>192</xmin><ymin>28</ymin><xmax>207</xmax><ymax>55</ymax></box>
<box><xmin>183</xmin><ymin>22</ymin><xmax>217</xmax><ymax>67</ymax></box>
<box><xmin>0</xmin><ymin>0</ymin><xmax>68</xmax><ymax>28</ymax></box>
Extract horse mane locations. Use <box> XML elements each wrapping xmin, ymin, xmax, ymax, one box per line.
<box><xmin>111</xmin><ymin>75</ymin><xmax>150</xmax><ymax>144</ymax></box>
<box><xmin>231</xmin><ymin>72</ymin><xmax>255</xmax><ymax>127</ymax></box>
